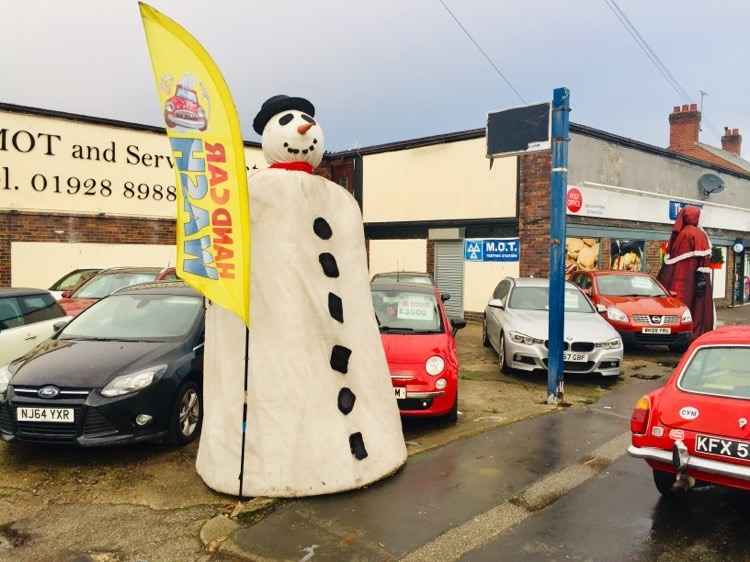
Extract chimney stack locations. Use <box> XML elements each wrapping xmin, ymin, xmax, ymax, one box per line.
<box><xmin>669</xmin><ymin>103</ymin><xmax>701</xmax><ymax>150</ymax></box>
<box><xmin>721</xmin><ymin>127</ymin><xmax>742</xmax><ymax>157</ymax></box>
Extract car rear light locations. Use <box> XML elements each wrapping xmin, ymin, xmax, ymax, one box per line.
<box><xmin>630</xmin><ymin>395</ymin><xmax>651</xmax><ymax>435</ymax></box>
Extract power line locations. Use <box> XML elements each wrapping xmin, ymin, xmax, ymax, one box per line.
<box><xmin>437</xmin><ymin>0</ymin><xmax>528</xmax><ymax>104</ymax></box>
<box><xmin>603</xmin><ymin>0</ymin><xmax>691</xmax><ymax>102</ymax></box>
<box><xmin>603</xmin><ymin>0</ymin><xmax>725</xmax><ymax>141</ymax></box>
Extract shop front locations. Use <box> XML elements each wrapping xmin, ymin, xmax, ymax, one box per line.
<box><xmin>566</xmin><ymin>182</ymin><xmax>750</xmax><ymax>306</ymax></box>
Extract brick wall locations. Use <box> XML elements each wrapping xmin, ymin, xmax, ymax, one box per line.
<box><xmin>0</xmin><ymin>212</ymin><xmax>175</xmax><ymax>286</ymax></box>
<box><xmin>426</xmin><ymin>239</ymin><xmax>435</xmax><ymax>278</ymax></box>
<box><xmin>518</xmin><ymin>151</ymin><xmax>552</xmax><ymax>277</ymax></box>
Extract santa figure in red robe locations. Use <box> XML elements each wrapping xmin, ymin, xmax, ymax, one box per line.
<box><xmin>657</xmin><ymin>205</ymin><xmax>715</xmax><ymax>339</ymax></box>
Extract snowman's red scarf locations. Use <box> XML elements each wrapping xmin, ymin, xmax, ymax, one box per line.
<box><xmin>270</xmin><ymin>162</ymin><xmax>314</xmax><ymax>174</ymax></box>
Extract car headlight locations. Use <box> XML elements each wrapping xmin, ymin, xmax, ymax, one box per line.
<box><xmin>681</xmin><ymin>308</ymin><xmax>692</xmax><ymax>323</ymax></box>
<box><xmin>595</xmin><ymin>338</ymin><xmax>622</xmax><ymax>349</ymax></box>
<box><xmin>606</xmin><ymin>307</ymin><xmax>628</xmax><ymax>323</ymax></box>
<box><xmin>510</xmin><ymin>331</ymin><xmax>544</xmax><ymax>345</ymax></box>
<box><xmin>425</xmin><ymin>356</ymin><xmax>445</xmax><ymax>376</ymax></box>
<box><xmin>0</xmin><ymin>364</ymin><xmax>11</xmax><ymax>397</ymax></box>
<box><xmin>101</xmin><ymin>365</ymin><xmax>166</xmax><ymax>397</ymax></box>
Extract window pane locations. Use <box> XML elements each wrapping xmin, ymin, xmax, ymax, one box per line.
<box><xmin>0</xmin><ymin>298</ymin><xmax>24</xmax><ymax>330</ymax></box>
<box><xmin>20</xmin><ymin>294</ymin><xmax>65</xmax><ymax>324</ymax></box>
<box><xmin>680</xmin><ymin>347</ymin><xmax>750</xmax><ymax>399</ymax></box>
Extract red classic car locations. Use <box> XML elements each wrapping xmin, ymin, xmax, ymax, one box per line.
<box><xmin>371</xmin><ymin>280</ymin><xmax>465</xmax><ymax>423</ymax></box>
<box><xmin>629</xmin><ymin>326</ymin><xmax>750</xmax><ymax>495</ymax></box>
<box><xmin>570</xmin><ymin>270</ymin><xmax>692</xmax><ymax>351</ymax></box>
<box><xmin>164</xmin><ymin>85</ymin><xmax>207</xmax><ymax>131</ymax></box>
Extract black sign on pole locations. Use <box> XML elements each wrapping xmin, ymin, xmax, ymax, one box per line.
<box><xmin>486</xmin><ymin>102</ymin><xmax>551</xmax><ymax>160</ymax></box>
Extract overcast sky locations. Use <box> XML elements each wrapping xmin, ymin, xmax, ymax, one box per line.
<box><xmin>2</xmin><ymin>1</ymin><xmax>748</xmax><ymax>154</ymax></box>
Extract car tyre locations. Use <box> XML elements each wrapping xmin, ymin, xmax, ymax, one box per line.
<box><xmin>653</xmin><ymin>469</ymin><xmax>677</xmax><ymax>496</ymax></box>
<box><xmin>168</xmin><ymin>381</ymin><xmax>202</xmax><ymax>446</ymax></box>
<box><xmin>498</xmin><ymin>332</ymin><xmax>511</xmax><ymax>374</ymax></box>
<box><xmin>482</xmin><ymin>320</ymin><xmax>491</xmax><ymax>348</ymax></box>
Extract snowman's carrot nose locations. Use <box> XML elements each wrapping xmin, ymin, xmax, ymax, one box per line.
<box><xmin>297</xmin><ymin>123</ymin><xmax>313</xmax><ymax>135</ymax></box>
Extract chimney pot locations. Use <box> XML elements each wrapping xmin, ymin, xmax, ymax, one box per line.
<box><xmin>689</xmin><ymin>103</ymin><xmax>698</xmax><ymax>112</ymax></box>
<box><xmin>673</xmin><ymin>106</ymin><xmax>680</xmax><ymax>113</ymax></box>
<box><xmin>721</xmin><ymin>127</ymin><xmax>742</xmax><ymax>157</ymax></box>
<box><xmin>681</xmin><ymin>104</ymin><xmax>689</xmax><ymax>112</ymax></box>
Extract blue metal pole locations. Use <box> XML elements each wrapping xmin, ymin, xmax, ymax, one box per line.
<box><xmin>547</xmin><ymin>87</ymin><xmax>571</xmax><ymax>403</ymax></box>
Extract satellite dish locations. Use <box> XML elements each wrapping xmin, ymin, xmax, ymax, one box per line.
<box><xmin>698</xmin><ymin>173</ymin><xmax>725</xmax><ymax>197</ymax></box>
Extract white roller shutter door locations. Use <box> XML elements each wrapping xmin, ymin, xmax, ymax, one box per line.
<box><xmin>434</xmin><ymin>240</ymin><xmax>465</xmax><ymax>320</ymax></box>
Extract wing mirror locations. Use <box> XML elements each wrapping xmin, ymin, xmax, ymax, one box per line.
<box><xmin>61</xmin><ymin>290</ymin><xmax>72</xmax><ymax>299</ymax></box>
<box><xmin>441</xmin><ymin>293</ymin><xmax>451</xmax><ymax>302</ymax></box>
<box><xmin>53</xmin><ymin>319</ymin><xmax>70</xmax><ymax>333</ymax></box>
<box><xmin>488</xmin><ymin>298</ymin><xmax>504</xmax><ymax>309</ymax></box>
<box><xmin>451</xmin><ymin>319</ymin><xmax>467</xmax><ymax>337</ymax></box>
<box><xmin>596</xmin><ymin>303</ymin><xmax>607</xmax><ymax>314</ymax></box>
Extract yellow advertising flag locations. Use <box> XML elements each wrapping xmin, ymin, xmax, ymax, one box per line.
<box><xmin>139</xmin><ymin>2</ymin><xmax>251</xmax><ymax>326</ymax></box>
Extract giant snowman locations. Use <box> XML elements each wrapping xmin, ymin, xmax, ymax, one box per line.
<box><xmin>196</xmin><ymin>95</ymin><xmax>407</xmax><ymax>497</ymax></box>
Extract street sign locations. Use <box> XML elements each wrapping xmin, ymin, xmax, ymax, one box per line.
<box><xmin>464</xmin><ymin>238</ymin><xmax>520</xmax><ymax>262</ymax></box>
<box><xmin>669</xmin><ymin>200</ymin><xmax>703</xmax><ymax>221</ymax></box>
<box><xmin>486</xmin><ymin>102</ymin><xmax>551</xmax><ymax>159</ymax></box>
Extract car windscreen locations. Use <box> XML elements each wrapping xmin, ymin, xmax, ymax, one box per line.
<box><xmin>508</xmin><ymin>287</ymin><xmax>594</xmax><ymax>313</ymax></box>
<box><xmin>372</xmin><ymin>290</ymin><xmax>443</xmax><ymax>333</ymax></box>
<box><xmin>597</xmin><ymin>275</ymin><xmax>665</xmax><ymax>297</ymax></box>
<box><xmin>73</xmin><ymin>272</ymin><xmax>157</xmax><ymax>299</ymax></box>
<box><xmin>177</xmin><ymin>87</ymin><xmax>198</xmax><ymax>103</ymax></box>
<box><xmin>679</xmin><ymin>347</ymin><xmax>750</xmax><ymax>399</ymax></box>
<box><xmin>49</xmin><ymin>269</ymin><xmax>98</xmax><ymax>291</ymax></box>
<box><xmin>60</xmin><ymin>294</ymin><xmax>202</xmax><ymax>341</ymax></box>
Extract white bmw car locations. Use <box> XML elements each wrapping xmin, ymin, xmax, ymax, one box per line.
<box><xmin>483</xmin><ymin>277</ymin><xmax>623</xmax><ymax>377</ymax></box>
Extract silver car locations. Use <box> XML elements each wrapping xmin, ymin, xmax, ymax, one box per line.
<box><xmin>482</xmin><ymin>277</ymin><xmax>623</xmax><ymax>377</ymax></box>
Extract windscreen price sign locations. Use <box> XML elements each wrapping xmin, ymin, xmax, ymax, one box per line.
<box><xmin>464</xmin><ymin>238</ymin><xmax>520</xmax><ymax>262</ymax></box>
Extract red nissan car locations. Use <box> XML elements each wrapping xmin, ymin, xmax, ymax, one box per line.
<box><xmin>59</xmin><ymin>267</ymin><xmax>163</xmax><ymax>317</ymax></box>
<box><xmin>629</xmin><ymin>326</ymin><xmax>750</xmax><ymax>496</ymax></box>
<box><xmin>570</xmin><ymin>270</ymin><xmax>692</xmax><ymax>351</ymax></box>
<box><xmin>371</xmin><ymin>280</ymin><xmax>465</xmax><ymax>423</ymax></box>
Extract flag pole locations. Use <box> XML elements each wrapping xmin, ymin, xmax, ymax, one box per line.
<box><xmin>238</xmin><ymin>326</ymin><xmax>250</xmax><ymax>497</ymax></box>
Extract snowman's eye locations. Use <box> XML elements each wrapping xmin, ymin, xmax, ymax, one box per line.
<box><xmin>278</xmin><ymin>113</ymin><xmax>294</xmax><ymax>126</ymax></box>
<box><xmin>301</xmin><ymin>114</ymin><xmax>316</xmax><ymax>125</ymax></box>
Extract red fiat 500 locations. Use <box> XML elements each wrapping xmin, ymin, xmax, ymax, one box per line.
<box><xmin>571</xmin><ymin>271</ymin><xmax>692</xmax><ymax>351</ymax></box>
<box><xmin>629</xmin><ymin>326</ymin><xmax>750</xmax><ymax>495</ymax></box>
<box><xmin>371</xmin><ymin>280</ymin><xmax>465</xmax><ymax>423</ymax></box>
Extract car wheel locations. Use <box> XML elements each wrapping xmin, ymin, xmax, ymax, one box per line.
<box><xmin>498</xmin><ymin>333</ymin><xmax>510</xmax><ymax>374</ymax></box>
<box><xmin>168</xmin><ymin>381</ymin><xmax>202</xmax><ymax>446</ymax></box>
<box><xmin>653</xmin><ymin>469</ymin><xmax>677</xmax><ymax>496</ymax></box>
<box><xmin>482</xmin><ymin>320</ymin><xmax>491</xmax><ymax>348</ymax></box>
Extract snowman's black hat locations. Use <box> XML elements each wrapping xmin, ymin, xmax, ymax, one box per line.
<box><xmin>252</xmin><ymin>95</ymin><xmax>315</xmax><ymax>135</ymax></box>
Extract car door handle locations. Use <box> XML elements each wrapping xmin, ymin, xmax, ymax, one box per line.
<box><xmin>24</xmin><ymin>335</ymin><xmax>38</xmax><ymax>341</ymax></box>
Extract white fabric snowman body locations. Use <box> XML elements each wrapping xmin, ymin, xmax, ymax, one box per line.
<box><xmin>196</xmin><ymin>96</ymin><xmax>407</xmax><ymax>497</ymax></box>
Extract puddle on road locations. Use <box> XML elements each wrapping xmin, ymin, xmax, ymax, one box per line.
<box><xmin>0</xmin><ymin>522</ymin><xmax>30</xmax><ymax>549</ymax></box>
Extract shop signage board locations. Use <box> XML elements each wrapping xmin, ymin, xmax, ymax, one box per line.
<box><xmin>567</xmin><ymin>183</ymin><xmax>750</xmax><ymax>232</ymax></box>
<box><xmin>0</xmin><ymin>107</ymin><xmax>264</xmax><ymax>219</ymax></box>
<box><xmin>464</xmin><ymin>238</ymin><xmax>520</xmax><ymax>262</ymax></box>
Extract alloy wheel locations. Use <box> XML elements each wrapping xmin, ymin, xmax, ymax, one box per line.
<box><xmin>179</xmin><ymin>388</ymin><xmax>200</xmax><ymax>438</ymax></box>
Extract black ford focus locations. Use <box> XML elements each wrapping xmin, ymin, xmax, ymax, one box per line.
<box><xmin>0</xmin><ymin>282</ymin><xmax>204</xmax><ymax>447</ymax></box>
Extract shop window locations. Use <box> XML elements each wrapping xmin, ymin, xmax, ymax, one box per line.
<box><xmin>565</xmin><ymin>238</ymin><xmax>600</xmax><ymax>279</ymax></box>
<box><xmin>610</xmin><ymin>240</ymin><xmax>644</xmax><ymax>272</ymax></box>
<box><xmin>712</xmin><ymin>247</ymin><xmax>727</xmax><ymax>300</ymax></box>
